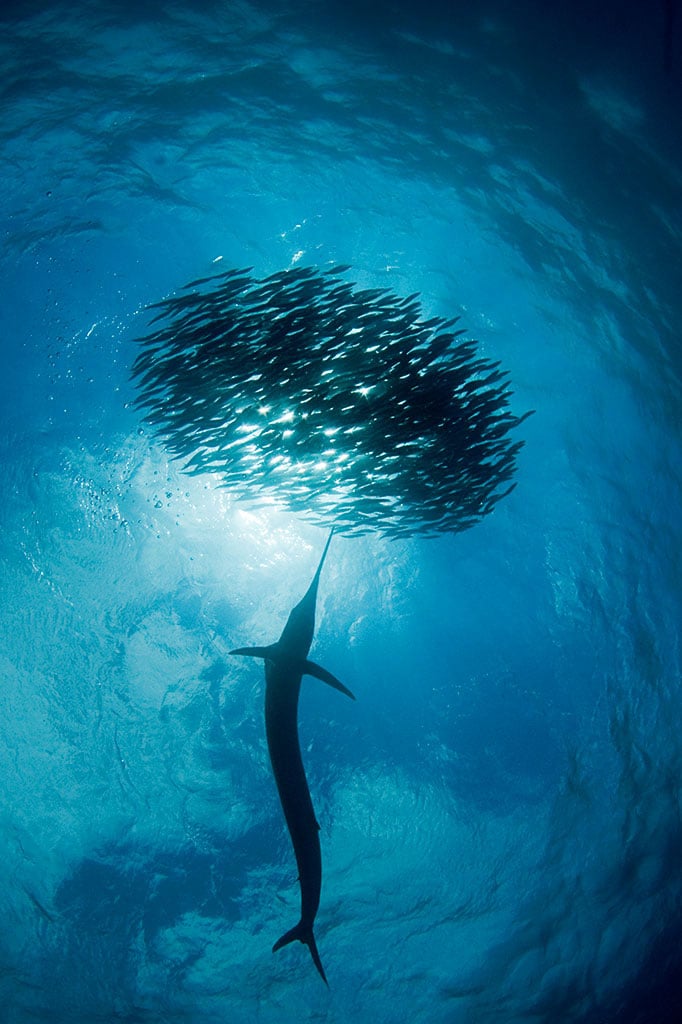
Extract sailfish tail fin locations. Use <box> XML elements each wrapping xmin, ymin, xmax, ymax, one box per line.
<box><xmin>273</xmin><ymin>921</ymin><xmax>328</xmax><ymax>987</ymax></box>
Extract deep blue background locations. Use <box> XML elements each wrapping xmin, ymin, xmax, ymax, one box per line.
<box><xmin>1</xmin><ymin>2</ymin><xmax>681</xmax><ymax>1022</ymax></box>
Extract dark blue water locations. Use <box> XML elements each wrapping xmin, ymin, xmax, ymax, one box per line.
<box><xmin>1</xmin><ymin>2</ymin><xmax>681</xmax><ymax>1022</ymax></box>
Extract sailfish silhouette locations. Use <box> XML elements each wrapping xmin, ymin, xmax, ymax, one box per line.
<box><xmin>231</xmin><ymin>531</ymin><xmax>354</xmax><ymax>984</ymax></box>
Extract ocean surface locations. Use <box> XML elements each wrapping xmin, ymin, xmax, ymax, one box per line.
<box><xmin>1</xmin><ymin>1</ymin><xmax>681</xmax><ymax>1022</ymax></box>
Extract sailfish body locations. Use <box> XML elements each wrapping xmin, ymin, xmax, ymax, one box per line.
<box><xmin>231</xmin><ymin>531</ymin><xmax>354</xmax><ymax>984</ymax></box>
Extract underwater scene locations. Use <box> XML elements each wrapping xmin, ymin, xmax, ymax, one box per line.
<box><xmin>1</xmin><ymin>1</ymin><xmax>681</xmax><ymax>1021</ymax></box>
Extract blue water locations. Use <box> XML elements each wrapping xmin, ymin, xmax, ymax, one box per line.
<box><xmin>1</xmin><ymin>1</ymin><xmax>681</xmax><ymax>1021</ymax></box>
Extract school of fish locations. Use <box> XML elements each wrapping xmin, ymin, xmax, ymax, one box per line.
<box><xmin>131</xmin><ymin>264</ymin><xmax>531</xmax><ymax>537</ymax></box>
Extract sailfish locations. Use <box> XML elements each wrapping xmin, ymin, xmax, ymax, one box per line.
<box><xmin>231</xmin><ymin>531</ymin><xmax>355</xmax><ymax>984</ymax></box>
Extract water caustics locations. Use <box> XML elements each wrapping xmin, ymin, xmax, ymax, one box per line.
<box><xmin>5</xmin><ymin>0</ymin><xmax>681</xmax><ymax>1018</ymax></box>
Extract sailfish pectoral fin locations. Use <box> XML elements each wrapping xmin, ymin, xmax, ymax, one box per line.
<box><xmin>303</xmin><ymin>659</ymin><xmax>356</xmax><ymax>700</ymax></box>
<box><xmin>230</xmin><ymin>645</ymin><xmax>278</xmax><ymax>660</ymax></box>
<box><xmin>231</xmin><ymin>644</ymin><xmax>355</xmax><ymax>699</ymax></box>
